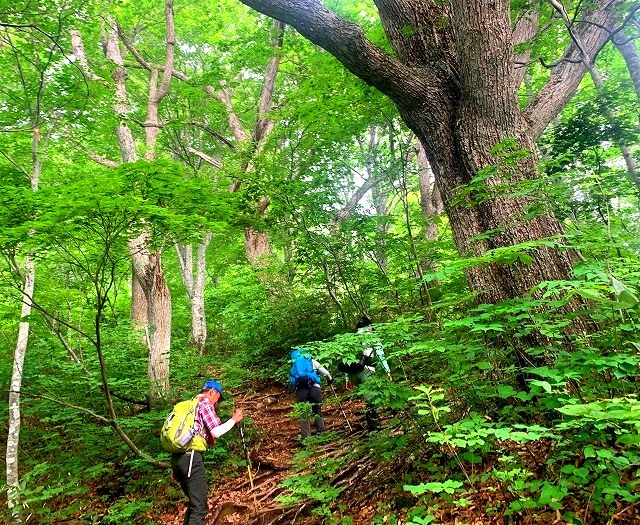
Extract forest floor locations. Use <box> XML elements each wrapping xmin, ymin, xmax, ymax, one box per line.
<box><xmin>150</xmin><ymin>383</ymin><xmax>640</xmax><ymax>525</ymax></box>
<box><xmin>157</xmin><ymin>381</ymin><xmax>411</xmax><ymax>525</ymax></box>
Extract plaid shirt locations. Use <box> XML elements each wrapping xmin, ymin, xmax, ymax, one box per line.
<box><xmin>194</xmin><ymin>396</ymin><xmax>222</xmax><ymax>446</ymax></box>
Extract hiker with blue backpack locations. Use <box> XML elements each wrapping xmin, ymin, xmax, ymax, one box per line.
<box><xmin>163</xmin><ymin>379</ymin><xmax>243</xmax><ymax>525</ymax></box>
<box><xmin>289</xmin><ymin>349</ymin><xmax>333</xmax><ymax>438</ymax></box>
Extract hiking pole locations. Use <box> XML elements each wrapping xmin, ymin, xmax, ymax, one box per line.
<box><xmin>238</xmin><ymin>422</ymin><xmax>258</xmax><ymax>507</ymax></box>
<box><xmin>330</xmin><ymin>383</ymin><xmax>353</xmax><ymax>432</ymax></box>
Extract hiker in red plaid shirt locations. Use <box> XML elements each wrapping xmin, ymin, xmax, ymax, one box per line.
<box><xmin>171</xmin><ymin>379</ymin><xmax>243</xmax><ymax>525</ymax></box>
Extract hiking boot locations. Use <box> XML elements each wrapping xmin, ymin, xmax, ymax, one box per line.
<box><xmin>299</xmin><ymin>420</ymin><xmax>311</xmax><ymax>438</ymax></box>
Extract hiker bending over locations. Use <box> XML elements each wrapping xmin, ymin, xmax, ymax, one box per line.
<box><xmin>290</xmin><ymin>349</ymin><xmax>333</xmax><ymax>438</ymax></box>
<box><xmin>341</xmin><ymin>316</ymin><xmax>392</xmax><ymax>431</ymax></box>
<box><xmin>171</xmin><ymin>380</ymin><xmax>243</xmax><ymax>525</ymax></box>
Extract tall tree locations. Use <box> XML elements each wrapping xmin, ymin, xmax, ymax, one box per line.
<box><xmin>548</xmin><ymin>1</ymin><xmax>639</xmax><ymax>187</ymax></box>
<box><xmin>237</xmin><ymin>0</ymin><xmax>626</xmax><ymax>329</ymax></box>
<box><xmin>217</xmin><ymin>19</ymin><xmax>286</xmax><ymax>264</ymax></box>
<box><xmin>97</xmin><ymin>0</ymin><xmax>177</xmax><ymax>396</ymax></box>
<box><xmin>0</xmin><ymin>12</ymin><xmax>66</xmax><ymax>519</ymax></box>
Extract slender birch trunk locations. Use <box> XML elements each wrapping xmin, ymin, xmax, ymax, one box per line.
<box><xmin>416</xmin><ymin>141</ymin><xmax>443</xmax><ymax>294</ymax></box>
<box><xmin>416</xmin><ymin>141</ymin><xmax>443</xmax><ymax>243</ymax></box>
<box><xmin>176</xmin><ymin>233</ymin><xmax>212</xmax><ymax>354</ymax></box>
<box><xmin>7</xmin><ymin>258</ymin><xmax>35</xmax><ymax>524</ymax></box>
<box><xmin>7</xmin><ymin>128</ymin><xmax>41</xmax><ymax>523</ymax></box>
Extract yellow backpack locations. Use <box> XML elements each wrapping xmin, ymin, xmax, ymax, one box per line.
<box><xmin>160</xmin><ymin>397</ymin><xmax>207</xmax><ymax>453</ymax></box>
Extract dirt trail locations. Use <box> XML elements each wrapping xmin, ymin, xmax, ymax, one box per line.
<box><xmin>157</xmin><ymin>383</ymin><xmax>640</xmax><ymax>525</ymax></box>
<box><xmin>161</xmin><ymin>382</ymin><xmax>372</xmax><ymax>525</ymax></box>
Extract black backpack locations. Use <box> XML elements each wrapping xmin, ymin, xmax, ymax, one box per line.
<box><xmin>337</xmin><ymin>360</ymin><xmax>365</xmax><ymax>374</ymax></box>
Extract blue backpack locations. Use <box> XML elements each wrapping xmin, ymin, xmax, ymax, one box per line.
<box><xmin>289</xmin><ymin>350</ymin><xmax>320</xmax><ymax>389</ymax></box>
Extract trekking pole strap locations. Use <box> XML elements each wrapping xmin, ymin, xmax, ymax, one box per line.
<box><xmin>330</xmin><ymin>384</ymin><xmax>353</xmax><ymax>432</ymax></box>
<box><xmin>187</xmin><ymin>450</ymin><xmax>195</xmax><ymax>478</ymax></box>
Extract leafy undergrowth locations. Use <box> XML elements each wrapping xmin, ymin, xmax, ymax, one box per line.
<box><xmin>15</xmin><ymin>382</ymin><xmax>640</xmax><ymax>524</ymax></box>
<box><xmin>149</xmin><ymin>383</ymin><xmax>640</xmax><ymax>524</ymax></box>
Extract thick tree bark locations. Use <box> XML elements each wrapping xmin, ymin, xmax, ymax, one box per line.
<box><xmin>237</xmin><ymin>0</ymin><xmax>618</xmax><ymax>323</ymax></box>
<box><xmin>144</xmin><ymin>253</ymin><xmax>171</xmax><ymax>395</ymax></box>
<box><xmin>244</xmin><ymin>226</ymin><xmax>272</xmax><ymax>265</ymax></box>
<box><xmin>128</xmin><ymin>233</ymin><xmax>171</xmax><ymax>396</ymax></box>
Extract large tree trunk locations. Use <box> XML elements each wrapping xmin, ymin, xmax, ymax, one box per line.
<box><xmin>238</xmin><ymin>0</ymin><xmax>616</xmax><ymax>322</ymax></box>
<box><xmin>101</xmin><ymin>25</ymin><xmax>147</xmax><ymax>327</ymax></box>
<box><xmin>129</xmin><ymin>234</ymin><xmax>171</xmax><ymax>396</ymax></box>
<box><xmin>403</xmin><ymin>122</ymin><xmax>567</xmax><ymax>302</ymax></box>
<box><xmin>244</xmin><ymin>228</ymin><xmax>273</xmax><ymax>265</ymax></box>
<box><xmin>144</xmin><ymin>253</ymin><xmax>171</xmax><ymax>395</ymax></box>
<box><xmin>137</xmin><ymin>0</ymin><xmax>175</xmax><ymax>396</ymax></box>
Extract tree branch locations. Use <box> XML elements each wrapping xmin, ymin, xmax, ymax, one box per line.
<box><xmin>184</xmin><ymin>120</ymin><xmax>236</xmax><ymax>149</ymax></box>
<box><xmin>24</xmin><ymin>392</ymin><xmax>111</xmax><ymax>423</ymax></box>
<box><xmin>512</xmin><ymin>9</ymin><xmax>540</xmax><ymax>88</ymax></box>
<box><xmin>237</xmin><ymin>0</ymin><xmax>432</xmax><ymax>104</ymax></box>
<box><xmin>21</xmin><ymin>392</ymin><xmax>166</xmax><ymax>467</ymax></box>
<box><xmin>87</xmin><ymin>151</ymin><xmax>120</xmax><ymax>168</ymax></box>
<box><xmin>186</xmin><ymin>147</ymin><xmax>222</xmax><ymax>168</ymax></box>
<box><xmin>253</xmin><ymin>20</ymin><xmax>285</xmax><ymax>144</ymax></box>
<box><xmin>157</xmin><ymin>0</ymin><xmax>176</xmax><ymax>101</ymax></box>
<box><xmin>524</xmin><ymin>0</ymin><xmax>618</xmax><ymax>139</ymax></box>
<box><xmin>116</xmin><ymin>22</ymin><xmax>153</xmax><ymax>72</ymax></box>
<box><xmin>125</xmin><ymin>61</ymin><xmax>189</xmax><ymax>81</ymax></box>
<box><xmin>217</xmin><ymin>83</ymin><xmax>249</xmax><ymax>142</ymax></box>
<box><xmin>70</xmin><ymin>29</ymin><xmax>101</xmax><ymax>81</ymax></box>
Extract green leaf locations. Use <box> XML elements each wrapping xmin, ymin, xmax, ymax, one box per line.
<box><xmin>611</xmin><ymin>277</ymin><xmax>639</xmax><ymax>307</ymax></box>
